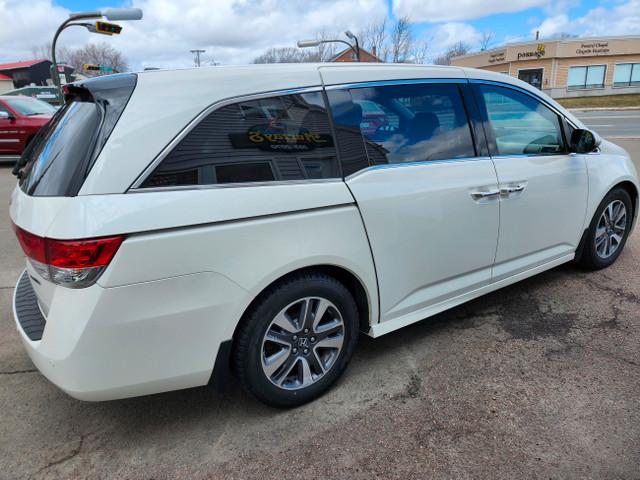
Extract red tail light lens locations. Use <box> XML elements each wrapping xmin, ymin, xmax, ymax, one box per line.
<box><xmin>11</xmin><ymin>221</ymin><xmax>125</xmax><ymax>288</ymax></box>
<box><xmin>47</xmin><ymin>237</ymin><xmax>124</xmax><ymax>269</ymax></box>
<box><xmin>11</xmin><ymin>222</ymin><xmax>46</xmax><ymax>264</ymax></box>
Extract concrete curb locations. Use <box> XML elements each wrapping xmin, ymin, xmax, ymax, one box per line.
<box><xmin>568</xmin><ymin>106</ymin><xmax>640</xmax><ymax>112</ymax></box>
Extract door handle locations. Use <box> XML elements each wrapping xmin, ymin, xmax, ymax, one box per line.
<box><xmin>470</xmin><ymin>190</ymin><xmax>500</xmax><ymax>201</ymax></box>
<box><xmin>500</xmin><ymin>185</ymin><xmax>525</xmax><ymax>195</ymax></box>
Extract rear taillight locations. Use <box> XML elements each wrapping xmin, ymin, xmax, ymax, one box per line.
<box><xmin>11</xmin><ymin>222</ymin><xmax>124</xmax><ymax>288</ymax></box>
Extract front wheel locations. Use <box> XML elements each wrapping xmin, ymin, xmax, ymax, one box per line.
<box><xmin>233</xmin><ymin>272</ymin><xmax>359</xmax><ymax>408</ymax></box>
<box><xmin>579</xmin><ymin>187</ymin><xmax>633</xmax><ymax>270</ymax></box>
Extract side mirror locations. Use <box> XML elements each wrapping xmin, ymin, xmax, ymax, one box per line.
<box><xmin>570</xmin><ymin>129</ymin><xmax>601</xmax><ymax>154</ymax></box>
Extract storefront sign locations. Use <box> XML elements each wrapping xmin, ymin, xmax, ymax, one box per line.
<box><xmin>488</xmin><ymin>50</ymin><xmax>506</xmax><ymax>64</ymax></box>
<box><xmin>517</xmin><ymin>44</ymin><xmax>546</xmax><ymax>60</ymax></box>
<box><xmin>575</xmin><ymin>42</ymin><xmax>610</xmax><ymax>55</ymax></box>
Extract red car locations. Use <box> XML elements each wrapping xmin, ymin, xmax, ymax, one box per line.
<box><xmin>0</xmin><ymin>96</ymin><xmax>56</xmax><ymax>156</ymax></box>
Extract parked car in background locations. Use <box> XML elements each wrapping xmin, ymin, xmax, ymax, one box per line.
<box><xmin>9</xmin><ymin>64</ymin><xmax>639</xmax><ymax>408</ymax></box>
<box><xmin>354</xmin><ymin>99</ymin><xmax>390</xmax><ymax>135</ymax></box>
<box><xmin>0</xmin><ymin>96</ymin><xmax>56</xmax><ymax>156</ymax></box>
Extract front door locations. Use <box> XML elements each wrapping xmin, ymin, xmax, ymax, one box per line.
<box><xmin>473</xmin><ymin>83</ymin><xmax>588</xmax><ymax>281</ymax></box>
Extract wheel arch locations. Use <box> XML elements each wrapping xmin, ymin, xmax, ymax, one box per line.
<box><xmin>616</xmin><ymin>180</ymin><xmax>639</xmax><ymax>234</ymax></box>
<box><xmin>234</xmin><ymin>265</ymin><xmax>372</xmax><ymax>339</ymax></box>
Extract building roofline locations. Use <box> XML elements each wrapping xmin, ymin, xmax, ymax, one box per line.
<box><xmin>329</xmin><ymin>47</ymin><xmax>382</xmax><ymax>62</ymax></box>
<box><xmin>452</xmin><ymin>34</ymin><xmax>640</xmax><ymax>61</ymax></box>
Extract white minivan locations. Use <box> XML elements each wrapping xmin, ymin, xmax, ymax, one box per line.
<box><xmin>10</xmin><ymin>64</ymin><xmax>638</xmax><ymax>407</ymax></box>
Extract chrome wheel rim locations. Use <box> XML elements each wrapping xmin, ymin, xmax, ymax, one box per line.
<box><xmin>595</xmin><ymin>200</ymin><xmax>627</xmax><ymax>259</ymax></box>
<box><xmin>261</xmin><ymin>297</ymin><xmax>345</xmax><ymax>390</ymax></box>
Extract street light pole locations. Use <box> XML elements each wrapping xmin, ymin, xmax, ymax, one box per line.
<box><xmin>51</xmin><ymin>12</ymin><xmax>102</xmax><ymax>91</ymax></box>
<box><xmin>297</xmin><ymin>31</ymin><xmax>361</xmax><ymax>62</ymax></box>
<box><xmin>344</xmin><ymin>31</ymin><xmax>361</xmax><ymax>62</ymax></box>
<box><xmin>50</xmin><ymin>8</ymin><xmax>143</xmax><ymax>100</ymax></box>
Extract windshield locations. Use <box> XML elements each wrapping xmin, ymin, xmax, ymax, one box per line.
<box><xmin>5</xmin><ymin>97</ymin><xmax>57</xmax><ymax>116</ymax></box>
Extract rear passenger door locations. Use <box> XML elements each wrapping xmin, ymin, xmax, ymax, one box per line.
<box><xmin>326</xmin><ymin>81</ymin><xmax>500</xmax><ymax>324</ymax></box>
<box><xmin>471</xmin><ymin>82</ymin><xmax>588</xmax><ymax>281</ymax></box>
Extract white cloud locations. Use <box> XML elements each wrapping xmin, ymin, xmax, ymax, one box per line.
<box><xmin>531</xmin><ymin>0</ymin><xmax>640</xmax><ymax>38</ymax></box>
<box><xmin>0</xmin><ymin>0</ymin><xmax>76</xmax><ymax>62</ymax></box>
<box><xmin>0</xmin><ymin>0</ymin><xmax>388</xmax><ymax>69</ymax></box>
<box><xmin>393</xmin><ymin>0</ymin><xmax>550</xmax><ymax>23</ymax></box>
<box><xmin>421</xmin><ymin>22</ymin><xmax>482</xmax><ymax>56</ymax></box>
<box><xmin>109</xmin><ymin>0</ymin><xmax>390</xmax><ymax>68</ymax></box>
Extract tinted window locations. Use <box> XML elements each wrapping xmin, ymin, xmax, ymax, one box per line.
<box><xmin>16</xmin><ymin>74</ymin><xmax>137</xmax><ymax>197</ymax></box>
<box><xmin>19</xmin><ymin>101</ymin><xmax>101</xmax><ymax>196</ymax></box>
<box><xmin>337</xmin><ymin>83</ymin><xmax>476</xmax><ymax>169</ymax></box>
<box><xmin>143</xmin><ymin>92</ymin><xmax>339</xmax><ymax>187</ymax></box>
<box><xmin>479</xmin><ymin>84</ymin><xmax>566</xmax><ymax>156</ymax></box>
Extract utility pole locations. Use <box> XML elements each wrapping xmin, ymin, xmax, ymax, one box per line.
<box><xmin>190</xmin><ymin>49</ymin><xmax>205</xmax><ymax>67</ymax></box>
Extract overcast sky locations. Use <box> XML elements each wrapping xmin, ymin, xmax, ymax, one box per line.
<box><xmin>0</xmin><ymin>0</ymin><xmax>638</xmax><ymax>70</ymax></box>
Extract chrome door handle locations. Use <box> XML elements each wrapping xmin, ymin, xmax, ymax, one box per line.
<box><xmin>469</xmin><ymin>190</ymin><xmax>500</xmax><ymax>203</ymax></box>
<box><xmin>500</xmin><ymin>185</ymin><xmax>525</xmax><ymax>195</ymax></box>
<box><xmin>470</xmin><ymin>190</ymin><xmax>500</xmax><ymax>201</ymax></box>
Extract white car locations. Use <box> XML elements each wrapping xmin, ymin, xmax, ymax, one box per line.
<box><xmin>10</xmin><ymin>64</ymin><xmax>638</xmax><ymax>407</ymax></box>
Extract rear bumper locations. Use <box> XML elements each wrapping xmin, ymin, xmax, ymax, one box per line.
<box><xmin>13</xmin><ymin>269</ymin><xmax>248</xmax><ymax>401</ymax></box>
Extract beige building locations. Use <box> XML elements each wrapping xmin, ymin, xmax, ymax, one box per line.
<box><xmin>452</xmin><ymin>35</ymin><xmax>640</xmax><ymax>98</ymax></box>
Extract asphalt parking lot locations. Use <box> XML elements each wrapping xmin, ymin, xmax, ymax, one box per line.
<box><xmin>1</xmin><ymin>138</ymin><xmax>639</xmax><ymax>479</ymax></box>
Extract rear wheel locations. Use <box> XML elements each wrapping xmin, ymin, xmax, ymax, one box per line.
<box><xmin>233</xmin><ymin>272</ymin><xmax>359</xmax><ymax>408</ymax></box>
<box><xmin>579</xmin><ymin>188</ymin><xmax>633</xmax><ymax>270</ymax></box>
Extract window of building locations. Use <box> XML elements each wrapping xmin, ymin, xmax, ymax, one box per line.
<box><xmin>613</xmin><ymin>63</ymin><xmax>640</xmax><ymax>87</ymax></box>
<box><xmin>567</xmin><ymin>65</ymin><xmax>606</xmax><ymax>90</ymax></box>
<box><xmin>143</xmin><ymin>92</ymin><xmax>339</xmax><ymax>187</ymax></box>
<box><xmin>478</xmin><ymin>84</ymin><xmax>566</xmax><ymax>156</ymax></box>
<box><xmin>350</xmin><ymin>52</ymin><xmax>357</xmax><ymax>61</ymax></box>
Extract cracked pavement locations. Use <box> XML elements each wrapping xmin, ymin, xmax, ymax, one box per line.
<box><xmin>0</xmin><ymin>138</ymin><xmax>638</xmax><ymax>479</ymax></box>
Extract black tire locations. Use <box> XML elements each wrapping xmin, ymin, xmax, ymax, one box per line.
<box><xmin>579</xmin><ymin>187</ymin><xmax>633</xmax><ymax>270</ymax></box>
<box><xmin>233</xmin><ymin>271</ymin><xmax>359</xmax><ymax>408</ymax></box>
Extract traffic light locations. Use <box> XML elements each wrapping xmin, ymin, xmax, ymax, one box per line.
<box><xmin>94</xmin><ymin>21</ymin><xmax>122</xmax><ymax>35</ymax></box>
<box><xmin>84</xmin><ymin>64</ymin><xmax>100</xmax><ymax>71</ymax></box>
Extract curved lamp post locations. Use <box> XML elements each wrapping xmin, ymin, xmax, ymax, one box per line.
<box><xmin>297</xmin><ymin>30</ymin><xmax>360</xmax><ymax>62</ymax></box>
<box><xmin>51</xmin><ymin>8</ymin><xmax>143</xmax><ymax>99</ymax></box>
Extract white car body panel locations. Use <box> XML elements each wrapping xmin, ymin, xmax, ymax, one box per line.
<box><xmin>14</xmin><ymin>269</ymin><xmax>249</xmax><ymax>400</ymax></box>
<box><xmin>8</xmin><ymin>63</ymin><xmax>639</xmax><ymax>403</ymax></box>
<box><xmin>583</xmin><ymin>141</ymin><xmax>640</xmax><ymax>234</ymax></box>
<box><xmin>491</xmin><ymin>153</ymin><xmax>589</xmax><ymax>281</ymax></box>
<box><xmin>345</xmin><ymin>159</ymin><xmax>499</xmax><ymax>322</ymax></box>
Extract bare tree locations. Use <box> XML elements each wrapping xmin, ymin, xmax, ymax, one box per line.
<box><xmin>433</xmin><ymin>41</ymin><xmax>471</xmax><ymax>65</ymax></box>
<box><xmin>66</xmin><ymin>42</ymin><xmax>129</xmax><ymax>75</ymax></box>
<box><xmin>300</xmin><ymin>29</ymin><xmax>338</xmax><ymax>62</ymax></box>
<box><xmin>553</xmin><ymin>32</ymin><xmax>579</xmax><ymax>39</ymax></box>
<box><xmin>390</xmin><ymin>16</ymin><xmax>413</xmax><ymax>63</ymax></box>
<box><xmin>480</xmin><ymin>31</ymin><xmax>494</xmax><ymax>51</ymax></box>
<box><xmin>410</xmin><ymin>38</ymin><xmax>431</xmax><ymax>64</ymax></box>
<box><xmin>31</xmin><ymin>42</ymin><xmax>129</xmax><ymax>76</ymax></box>
<box><xmin>359</xmin><ymin>18</ymin><xmax>389</xmax><ymax>61</ymax></box>
<box><xmin>253</xmin><ymin>47</ymin><xmax>303</xmax><ymax>64</ymax></box>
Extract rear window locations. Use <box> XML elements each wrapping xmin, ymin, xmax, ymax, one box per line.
<box><xmin>19</xmin><ymin>101</ymin><xmax>100</xmax><ymax>196</ymax></box>
<box><xmin>16</xmin><ymin>74</ymin><xmax>137</xmax><ymax>197</ymax></box>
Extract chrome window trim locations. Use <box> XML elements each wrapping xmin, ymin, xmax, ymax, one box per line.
<box><xmin>344</xmin><ymin>155</ymin><xmax>489</xmax><ymax>181</ymax></box>
<box><xmin>130</xmin><ymin>178</ymin><xmax>342</xmax><ymax>194</ymax></box>
<box><xmin>128</xmin><ymin>86</ymin><xmax>325</xmax><ymax>191</ymax></box>
<box><xmin>324</xmin><ymin>78</ymin><xmax>467</xmax><ymax>90</ymax></box>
